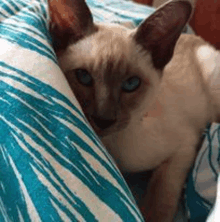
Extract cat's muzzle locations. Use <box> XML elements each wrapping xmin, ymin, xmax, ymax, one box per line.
<box><xmin>91</xmin><ymin>115</ymin><xmax>116</xmax><ymax>130</ymax></box>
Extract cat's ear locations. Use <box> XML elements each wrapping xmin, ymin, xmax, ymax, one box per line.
<box><xmin>49</xmin><ymin>0</ymin><xmax>96</xmax><ymax>52</ymax></box>
<box><xmin>134</xmin><ymin>0</ymin><xmax>192</xmax><ymax>70</ymax></box>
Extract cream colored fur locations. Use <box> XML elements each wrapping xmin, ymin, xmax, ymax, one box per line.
<box><xmin>102</xmin><ymin>34</ymin><xmax>219</xmax><ymax>172</ymax></box>
<box><xmin>101</xmin><ymin>34</ymin><xmax>220</xmax><ymax>221</ymax></box>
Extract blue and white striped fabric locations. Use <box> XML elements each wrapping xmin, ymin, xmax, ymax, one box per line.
<box><xmin>186</xmin><ymin>123</ymin><xmax>220</xmax><ymax>222</ymax></box>
<box><xmin>86</xmin><ymin>0</ymin><xmax>155</xmax><ymax>27</ymax></box>
<box><xmin>0</xmin><ymin>0</ymin><xmax>149</xmax><ymax>221</ymax></box>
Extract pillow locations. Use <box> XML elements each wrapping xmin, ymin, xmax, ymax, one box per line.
<box><xmin>0</xmin><ymin>0</ymin><xmax>145</xmax><ymax>221</ymax></box>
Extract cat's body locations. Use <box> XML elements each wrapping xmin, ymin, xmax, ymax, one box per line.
<box><xmin>102</xmin><ymin>34</ymin><xmax>220</xmax><ymax>221</ymax></box>
<box><xmin>49</xmin><ymin>0</ymin><xmax>220</xmax><ymax>221</ymax></box>
<box><xmin>102</xmin><ymin>34</ymin><xmax>220</xmax><ymax>172</ymax></box>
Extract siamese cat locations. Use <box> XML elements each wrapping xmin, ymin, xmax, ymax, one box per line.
<box><xmin>49</xmin><ymin>0</ymin><xmax>220</xmax><ymax>221</ymax></box>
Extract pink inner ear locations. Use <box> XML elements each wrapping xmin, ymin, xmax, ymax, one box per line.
<box><xmin>49</xmin><ymin>0</ymin><xmax>94</xmax><ymax>51</ymax></box>
<box><xmin>49</xmin><ymin>0</ymin><xmax>80</xmax><ymax>52</ymax></box>
<box><xmin>49</xmin><ymin>0</ymin><xmax>79</xmax><ymax>33</ymax></box>
<box><xmin>148</xmin><ymin>2</ymin><xmax>192</xmax><ymax>42</ymax></box>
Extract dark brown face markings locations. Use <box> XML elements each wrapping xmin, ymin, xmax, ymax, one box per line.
<box><xmin>77</xmin><ymin>51</ymin><xmax>149</xmax><ymax>135</ymax></box>
<box><xmin>61</xmin><ymin>28</ymin><xmax>152</xmax><ymax>136</ymax></box>
<box><xmin>134</xmin><ymin>1</ymin><xmax>192</xmax><ymax>70</ymax></box>
<box><xmin>102</xmin><ymin>54</ymin><xmax>134</xmax><ymax>87</ymax></box>
<box><xmin>49</xmin><ymin>0</ymin><xmax>98</xmax><ymax>52</ymax></box>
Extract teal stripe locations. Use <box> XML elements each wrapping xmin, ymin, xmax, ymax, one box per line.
<box><xmin>0</xmin><ymin>139</ymin><xmax>32</xmax><ymax>222</ymax></box>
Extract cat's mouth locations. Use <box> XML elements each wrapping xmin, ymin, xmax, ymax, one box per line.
<box><xmin>84</xmin><ymin>111</ymin><xmax>129</xmax><ymax>136</ymax></box>
<box><xmin>84</xmin><ymin>113</ymin><xmax>122</xmax><ymax>137</ymax></box>
<box><xmin>89</xmin><ymin>115</ymin><xmax>116</xmax><ymax>137</ymax></box>
<box><xmin>86</xmin><ymin>114</ymin><xmax>130</xmax><ymax>137</ymax></box>
<box><xmin>92</xmin><ymin>116</ymin><xmax>116</xmax><ymax>129</ymax></box>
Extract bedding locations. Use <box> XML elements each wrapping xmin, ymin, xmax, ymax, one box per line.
<box><xmin>0</xmin><ymin>0</ymin><xmax>218</xmax><ymax>221</ymax></box>
<box><xmin>186</xmin><ymin>123</ymin><xmax>219</xmax><ymax>222</ymax></box>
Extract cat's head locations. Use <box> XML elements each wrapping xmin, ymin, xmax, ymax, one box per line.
<box><xmin>49</xmin><ymin>0</ymin><xmax>192</xmax><ymax>136</ymax></box>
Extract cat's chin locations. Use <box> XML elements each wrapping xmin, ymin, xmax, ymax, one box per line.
<box><xmin>89</xmin><ymin>123</ymin><xmax>120</xmax><ymax>138</ymax></box>
<box><xmin>95</xmin><ymin>131</ymin><xmax>107</xmax><ymax>138</ymax></box>
<box><xmin>92</xmin><ymin>127</ymin><xmax>113</xmax><ymax>138</ymax></box>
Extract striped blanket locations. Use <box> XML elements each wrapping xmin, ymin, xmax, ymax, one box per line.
<box><xmin>0</xmin><ymin>0</ymin><xmax>218</xmax><ymax>221</ymax></box>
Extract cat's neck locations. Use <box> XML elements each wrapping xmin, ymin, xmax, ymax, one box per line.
<box><xmin>145</xmin><ymin>34</ymin><xmax>219</xmax><ymax>128</ymax></box>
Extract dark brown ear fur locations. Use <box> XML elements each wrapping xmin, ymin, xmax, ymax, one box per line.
<box><xmin>48</xmin><ymin>0</ymin><xmax>96</xmax><ymax>52</ymax></box>
<box><xmin>134</xmin><ymin>0</ymin><xmax>192</xmax><ymax>70</ymax></box>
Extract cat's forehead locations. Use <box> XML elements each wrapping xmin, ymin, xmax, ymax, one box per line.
<box><xmin>86</xmin><ymin>24</ymin><xmax>136</xmax><ymax>80</ymax></box>
<box><xmin>71</xmin><ymin>23</ymin><xmax>136</xmax><ymax>64</ymax></box>
<box><xmin>58</xmin><ymin>23</ymin><xmax>155</xmax><ymax>83</ymax></box>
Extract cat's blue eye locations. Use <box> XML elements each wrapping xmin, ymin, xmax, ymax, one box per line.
<box><xmin>121</xmin><ymin>76</ymin><xmax>141</xmax><ymax>92</ymax></box>
<box><xmin>75</xmin><ymin>69</ymin><xmax>93</xmax><ymax>86</ymax></box>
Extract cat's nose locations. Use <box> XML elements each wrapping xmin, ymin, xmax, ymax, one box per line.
<box><xmin>92</xmin><ymin>116</ymin><xmax>116</xmax><ymax>130</ymax></box>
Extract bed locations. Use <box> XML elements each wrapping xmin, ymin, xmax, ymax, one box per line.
<box><xmin>0</xmin><ymin>0</ymin><xmax>218</xmax><ymax>221</ymax></box>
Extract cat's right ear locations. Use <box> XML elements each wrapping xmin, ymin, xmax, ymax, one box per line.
<box><xmin>48</xmin><ymin>0</ymin><xmax>96</xmax><ymax>52</ymax></box>
<box><xmin>134</xmin><ymin>0</ymin><xmax>192</xmax><ymax>70</ymax></box>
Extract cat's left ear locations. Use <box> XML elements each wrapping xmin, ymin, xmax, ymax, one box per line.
<box><xmin>134</xmin><ymin>0</ymin><xmax>193</xmax><ymax>70</ymax></box>
<box><xmin>49</xmin><ymin>0</ymin><xmax>96</xmax><ymax>52</ymax></box>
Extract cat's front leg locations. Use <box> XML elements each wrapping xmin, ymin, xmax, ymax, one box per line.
<box><xmin>139</xmin><ymin>146</ymin><xmax>197</xmax><ymax>222</ymax></box>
